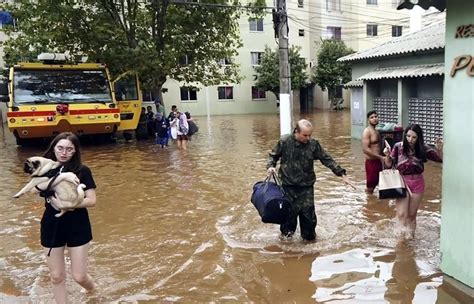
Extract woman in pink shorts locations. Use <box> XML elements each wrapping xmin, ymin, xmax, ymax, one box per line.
<box><xmin>384</xmin><ymin>124</ymin><xmax>443</xmax><ymax>238</ymax></box>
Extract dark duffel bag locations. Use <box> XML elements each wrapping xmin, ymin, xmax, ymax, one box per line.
<box><xmin>251</xmin><ymin>174</ymin><xmax>291</xmax><ymax>224</ymax></box>
<box><xmin>188</xmin><ymin>120</ymin><xmax>199</xmax><ymax>136</ymax></box>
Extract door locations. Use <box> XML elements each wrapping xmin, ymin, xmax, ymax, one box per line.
<box><xmin>113</xmin><ymin>74</ymin><xmax>142</xmax><ymax>132</ymax></box>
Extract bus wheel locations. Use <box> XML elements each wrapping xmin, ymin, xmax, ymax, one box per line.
<box><xmin>14</xmin><ymin>132</ymin><xmax>26</xmax><ymax>146</ymax></box>
<box><xmin>123</xmin><ymin>132</ymin><xmax>133</xmax><ymax>141</ymax></box>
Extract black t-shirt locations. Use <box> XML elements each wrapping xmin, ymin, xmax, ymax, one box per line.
<box><xmin>41</xmin><ymin>164</ymin><xmax>96</xmax><ymax>247</ymax></box>
<box><xmin>43</xmin><ymin>164</ymin><xmax>96</xmax><ymax>210</ymax></box>
<box><xmin>76</xmin><ymin>165</ymin><xmax>96</xmax><ymax>191</ymax></box>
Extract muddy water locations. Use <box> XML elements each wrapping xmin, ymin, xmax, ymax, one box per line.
<box><xmin>0</xmin><ymin>111</ymin><xmax>465</xmax><ymax>303</ymax></box>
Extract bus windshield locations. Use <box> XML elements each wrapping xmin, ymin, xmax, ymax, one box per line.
<box><xmin>13</xmin><ymin>69</ymin><xmax>113</xmax><ymax>104</ymax></box>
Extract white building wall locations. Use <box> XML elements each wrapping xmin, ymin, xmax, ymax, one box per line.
<box><xmin>163</xmin><ymin>1</ymin><xmax>280</xmax><ymax>116</ymax></box>
<box><xmin>307</xmin><ymin>0</ymin><xmax>412</xmax><ymax>109</ymax></box>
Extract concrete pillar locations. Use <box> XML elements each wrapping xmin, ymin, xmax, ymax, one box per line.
<box><xmin>440</xmin><ymin>0</ymin><xmax>474</xmax><ymax>292</ymax></box>
<box><xmin>397</xmin><ymin>79</ymin><xmax>410</xmax><ymax>127</ymax></box>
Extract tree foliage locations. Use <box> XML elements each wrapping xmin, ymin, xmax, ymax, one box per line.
<box><xmin>3</xmin><ymin>0</ymin><xmax>266</xmax><ymax>100</ymax></box>
<box><xmin>253</xmin><ymin>45</ymin><xmax>307</xmax><ymax>100</ymax></box>
<box><xmin>312</xmin><ymin>39</ymin><xmax>354</xmax><ymax>93</ymax></box>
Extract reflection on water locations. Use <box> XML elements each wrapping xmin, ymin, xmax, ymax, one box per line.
<box><xmin>0</xmin><ymin>111</ymin><xmax>463</xmax><ymax>303</ymax></box>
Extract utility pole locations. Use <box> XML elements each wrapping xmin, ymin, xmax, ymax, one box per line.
<box><xmin>275</xmin><ymin>0</ymin><xmax>292</xmax><ymax>136</ymax></box>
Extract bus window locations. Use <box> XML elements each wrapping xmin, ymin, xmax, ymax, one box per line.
<box><xmin>114</xmin><ymin>75</ymin><xmax>138</xmax><ymax>101</ymax></box>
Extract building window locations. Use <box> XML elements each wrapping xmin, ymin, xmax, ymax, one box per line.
<box><xmin>367</xmin><ymin>0</ymin><xmax>377</xmax><ymax>5</ymax></box>
<box><xmin>252</xmin><ymin>86</ymin><xmax>266</xmax><ymax>99</ymax></box>
<box><xmin>180</xmin><ymin>87</ymin><xmax>197</xmax><ymax>101</ymax></box>
<box><xmin>178</xmin><ymin>54</ymin><xmax>193</xmax><ymax>65</ymax></box>
<box><xmin>218</xmin><ymin>58</ymin><xmax>232</xmax><ymax>66</ymax></box>
<box><xmin>142</xmin><ymin>91</ymin><xmax>157</xmax><ymax>102</ymax></box>
<box><xmin>298</xmin><ymin>29</ymin><xmax>305</xmax><ymax>37</ymax></box>
<box><xmin>249</xmin><ymin>18</ymin><xmax>264</xmax><ymax>32</ymax></box>
<box><xmin>326</xmin><ymin>26</ymin><xmax>341</xmax><ymax>40</ymax></box>
<box><xmin>218</xmin><ymin>86</ymin><xmax>234</xmax><ymax>100</ymax></box>
<box><xmin>326</xmin><ymin>0</ymin><xmax>341</xmax><ymax>11</ymax></box>
<box><xmin>367</xmin><ymin>24</ymin><xmax>378</xmax><ymax>37</ymax></box>
<box><xmin>251</xmin><ymin>52</ymin><xmax>263</xmax><ymax>65</ymax></box>
<box><xmin>392</xmin><ymin>25</ymin><xmax>403</xmax><ymax>37</ymax></box>
<box><xmin>298</xmin><ymin>0</ymin><xmax>304</xmax><ymax>8</ymax></box>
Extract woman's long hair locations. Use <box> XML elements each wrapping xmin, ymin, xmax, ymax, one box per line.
<box><xmin>43</xmin><ymin>132</ymin><xmax>82</xmax><ymax>173</ymax></box>
<box><xmin>402</xmin><ymin>124</ymin><xmax>427</xmax><ymax>162</ymax></box>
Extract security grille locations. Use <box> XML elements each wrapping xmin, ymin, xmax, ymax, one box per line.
<box><xmin>408</xmin><ymin>98</ymin><xmax>443</xmax><ymax>145</ymax></box>
<box><xmin>373</xmin><ymin>97</ymin><xmax>398</xmax><ymax>124</ymax></box>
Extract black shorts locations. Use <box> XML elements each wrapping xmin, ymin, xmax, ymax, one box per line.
<box><xmin>41</xmin><ymin>204</ymin><xmax>92</xmax><ymax>248</ymax></box>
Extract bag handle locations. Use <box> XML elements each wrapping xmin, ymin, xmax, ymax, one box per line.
<box><xmin>264</xmin><ymin>172</ymin><xmax>282</xmax><ymax>184</ymax></box>
<box><xmin>263</xmin><ymin>172</ymin><xmax>286</xmax><ymax>195</ymax></box>
<box><xmin>382</xmin><ymin>144</ymin><xmax>399</xmax><ymax>170</ymax></box>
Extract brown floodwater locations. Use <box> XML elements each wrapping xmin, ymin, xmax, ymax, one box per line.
<box><xmin>0</xmin><ymin>111</ymin><xmax>467</xmax><ymax>303</ymax></box>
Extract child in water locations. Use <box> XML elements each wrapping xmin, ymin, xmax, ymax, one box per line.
<box><xmin>154</xmin><ymin>113</ymin><xmax>169</xmax><ymax>148</ymax></box>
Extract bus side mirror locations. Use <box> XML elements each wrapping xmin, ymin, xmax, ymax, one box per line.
<box><xmin>0</xmin><ymin>81</ymin><xmax>8</xmax><ymax>102</ymax></box>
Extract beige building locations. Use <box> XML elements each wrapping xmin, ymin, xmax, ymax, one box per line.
<box><xmin>161</xmin><ymin>0</ymin><xmax>417</xmax><ymax>115</ymax></box>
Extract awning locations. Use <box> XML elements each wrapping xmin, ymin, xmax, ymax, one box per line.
<box><xmin>357</xmin><ymin>63</ymin><xmax>444</xmax><ymax>81</ymax></box>
<box><xmin>343</xmin><ymin>80</ymin><xmax>363</xmax><ymax>88</ymax></box>
<box><xmin>397</xmin><ymin>0</ymin><xmax>446</xmax><ymax>11</ymax></box>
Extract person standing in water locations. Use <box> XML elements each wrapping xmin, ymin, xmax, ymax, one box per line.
<box><xmin>38</xmin><ymin>132</ymin><xmax>97</xmax><ymax>302</ymax></box>
<box><xmin>384</xmin><ymin>124</ymin><xmax>443</xmax><ymax>238</ymax></box>
<box><xmin>362</xmin><ymin>111</ymin><xmax>384</xmax><ymax>194</ymax></box>
<box><xmin>267</xmin><ymin>119</ymin><xmax>355</xmax><ymax>241</ymax></box>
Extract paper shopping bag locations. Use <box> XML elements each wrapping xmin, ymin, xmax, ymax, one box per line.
<box><xmin>379</xmin><ymin>169</ymin><xmax>407</xmax><ymax>199</ymax></box>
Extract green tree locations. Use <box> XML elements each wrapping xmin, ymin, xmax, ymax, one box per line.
<box><xmin>253</xmin><ymin>45</ymin><xmax>307</xmax><ymax>100</ymax></box>
<box><xmin>3</xmin><ymin>0</ymin><xmax>266</xmax><ymax>102</ymax></box>
<box><xmin>312</xmin><ymin>39</ymin><xmax>354</xmax><ymax>100</ymax></box>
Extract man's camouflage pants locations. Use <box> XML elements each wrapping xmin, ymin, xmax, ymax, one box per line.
<box><xmin>280</xmin><ymin>185</ymin><xmax>316</xmax><ymax>241</ymax></box>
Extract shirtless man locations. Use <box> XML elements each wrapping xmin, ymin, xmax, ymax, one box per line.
<box><xmin>362</xmin><ymin>111</ymin><xmax>384</xmax><ymax>194</ymax></box>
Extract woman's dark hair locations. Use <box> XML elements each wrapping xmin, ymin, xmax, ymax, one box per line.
<box><xmin>185</xmin><ymin>111</ymin><xmax>191</xmax><ymax>119</ymax></box>
<box><xmin>43</xmin><ymin>132</ymin><xmax>82</xmax><ymax>172</ymax></box>
<box><xmin>402</xmin><ymin>124</ymin><xmax>427</xmax><ymax>162</ymax></box>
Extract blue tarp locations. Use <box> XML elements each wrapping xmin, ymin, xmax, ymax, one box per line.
<box><xmin>0</xmin><ymin>11</ymin><xmax>14</xmax><ymax>25</ymax></box>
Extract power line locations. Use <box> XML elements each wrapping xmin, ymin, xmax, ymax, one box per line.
<box><xmin>286</xmin><ymin>0</ymin><xmax>412</xmax><ymax>23</ymax></box>
<box><xmin>287</xmin><ymin>0</ymin><xmax>407</xmax><ymax>16</ymax></box>
<box><xmin>169</xmin><ymin>0</ymin><xmax>274</xmax><ymax>11</ymax></box>
<box><xmin>287</xmin><ymin>15</ymin><xmax>391</xmax><ymax>44</ymax></box>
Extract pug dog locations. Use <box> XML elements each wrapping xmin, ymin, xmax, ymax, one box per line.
<box><xmin>13</xmin><ymin>156</ymin><xmax>86</xmax><ymax>217</ymax></box>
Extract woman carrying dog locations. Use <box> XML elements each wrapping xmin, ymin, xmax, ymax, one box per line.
<box><xmin>383</xmin><ymin>124</ymin><xmax>442</xmax><ymax>239</ymax></box>
<box><xmin>39</xmin><ymin>132</ymin><xmax>96</xmax><ymax>302</ymax></box>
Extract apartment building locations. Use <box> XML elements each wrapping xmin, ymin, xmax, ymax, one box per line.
<box><xmin>161</xmin><ymin>0</ymin><xmax>413</xmax><ymax>115</ymax></box>
<box><xmin>159</xmin><ymin>6</ymin><xmax>280</xmax><ymax>116</ymax></box>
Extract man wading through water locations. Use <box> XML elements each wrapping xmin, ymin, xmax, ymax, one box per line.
<box><xmin>362</xmin><ymin>111</ymin><xmax>385</xmax><ymax>194</ymax></box>
<box><xmin>267</xmin><ymin>119</ymin><xmax>355</xmax><ymax>241</ymax></box>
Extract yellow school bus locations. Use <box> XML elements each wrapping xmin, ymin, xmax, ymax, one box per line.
<box><xmin>0</xmin><ymin>53</ymin><xmax>142</xmax><ymax>145</ymax></box>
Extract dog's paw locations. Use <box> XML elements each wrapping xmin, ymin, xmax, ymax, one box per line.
<box><xmin>55</xmin><ymin>211</ymin><xmax>66</xmax><ymax>218</ymax></box>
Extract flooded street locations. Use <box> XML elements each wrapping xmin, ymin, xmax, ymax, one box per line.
<box><xmin>0</xmin><ymin>110</ymin><xmax>464</xmax><ymax>303</ymax></box>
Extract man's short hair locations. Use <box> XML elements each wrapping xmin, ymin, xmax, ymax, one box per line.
<box><xmin>367</xmin><ymin>110</ymin><xmax>377</xmax><ymax>119</ymax></box>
